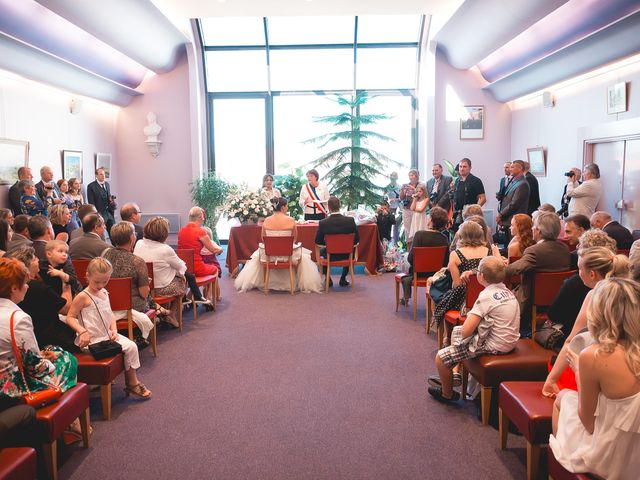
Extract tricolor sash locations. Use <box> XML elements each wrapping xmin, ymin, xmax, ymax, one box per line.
<box><xmin>306</xmin><ymin>183</ymin><xmax>327</xmax><ymax>216</ymax></box>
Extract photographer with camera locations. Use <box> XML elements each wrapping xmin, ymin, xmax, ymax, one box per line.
<box><xmin>565</xmin><ymin>163</ymin><xmax>602</xmax><ymax>218</ymax></box>
<box><xmin>35</xmin><ymin>166</ymin><xmax>64</xmax><ymax>206</ymax></box>
<box><xmin>558</xmin><ymin>167</ymin><xmax>581</xmax><ymax>217</ymax></box>
<box><xmin>426</xmin><ymin>163</ymin><xmax>452</xmax><ymax>212</ymax></box>
<box><xmin>87</xmin><ymin>167</ymin><xmax>116</xmax><ymax>237</ymax></box>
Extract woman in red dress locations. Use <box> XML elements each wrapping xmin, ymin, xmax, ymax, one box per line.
<box><xmin>178</xmin><ymin>207</ymin><xmax>223</xmax><ymax>299</ymax></box>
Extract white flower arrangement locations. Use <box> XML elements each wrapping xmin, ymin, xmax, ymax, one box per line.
<box><xmin>223</xmin><ymin>186</ymin><xmax>273</xmax><ymax>223</ymax></box>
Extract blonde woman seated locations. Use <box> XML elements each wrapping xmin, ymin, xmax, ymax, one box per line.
<box><xmin>549</xmin><ymin>277</ymin><xmax>640</xmax><ymax>479</ymax></box>
<box><xmin>234</xmin><ymin>198</ymin><xmax>322</xmax><ymax>293</ymax></box>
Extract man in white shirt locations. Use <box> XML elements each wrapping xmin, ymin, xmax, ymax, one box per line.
<box><xmin>299</xmin><ymin>169</ymin><xmax>330</xmax><ymax>221</ymax></box>
<box><xmin>566</xmin><ymin>163</ymin><xmax>602</xmax><ymax>218</ymax></box>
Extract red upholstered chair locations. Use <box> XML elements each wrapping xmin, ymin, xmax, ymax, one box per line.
<box><xmin>499</xmin><ymin>381</ymin><xmax>554</xmax><ymax>480</ymax></box>
<box><xmin>438</xmin><ymin>274</ymin><xmax>484</xmax><ymax>348</ymax></box>
<box><xmin>0</xmin><ymin>448</ymin><xmax>37</xmax><ymax>480</ymax></box>
<box><xmin>71</xmin><ymin>259</ymin><xmax>90</xmax><ymax>287</ymax></box>
<box><xmin>315</xmin><ymin>234</ymin><xmax>358</xmax><ymax>292</ymax></box>
<box><xmin>177</xmin><ymin>249</ymin><xmax>217</xmax><ymax>320</ymax></box>
<box><xmin>394</xmin><ymin>246</ymin><xmax>447</xmax><ymax>324</ymax></box>
<box><xmin>261</xmin><ymin>236</ymin><xmax>296</xmax><ymax>295</ymax></box>
<box><xmin>547</xmin><ymin>447</ymin><xmax>596</xmax><ymax>480</ymax></box>
<box><xmin>108</xmin><ymin>277</ymin><xmax>157</xmax><ymax>357</ymax></box>
<box><xmin>74</xmin><ymin>352</ymin><xmax>124</xmax><ymax>420</ymax></box>
<box><xmin>146</xmin><ymin>262</ymin><xmax>182</xmax><ymax>332</ymax></box>
<box><xmin>35</xmin><ymin>383</ymin><xmax>90</xmax><ymax>480</ymax></box>
<box><xmin>531</xmin><ymin>270</ymin><xmax>576</xmax><ymax>337</ymax></box>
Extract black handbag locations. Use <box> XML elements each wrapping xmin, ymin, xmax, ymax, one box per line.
<box><xmin>88</xmin><ymin>340</ymin><xmax>122</xmax><ymax>360</ymax></box>
<box><xmin>534</xmin><ymin>322</ymin><xmax>565</xmax><ymax>352</ymax></box>
<box><xmin>429</xmin><ymin>270</ymin><xmax>452</xmax><ymax>304</ymax></box>
<box><xmin>82</xmin><ymin>291</ymin><xmax>123</xmax><ymax>360</ymax></box>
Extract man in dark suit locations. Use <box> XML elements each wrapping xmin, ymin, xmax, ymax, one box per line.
<box><xmin>8</xmin><ymin>167</ymin><xmax>33</xmax><ymax>216</ymax></box>
<box><xmin>69</xmin><ymin>213</ymin><xmax>111</xmax><ymax>260</ymax></box>
<box><xmin>315</xmin><ymin>196</ymin><xmax>359</xmax><ymax>287</ymax></box>
<box><xmin>426</xmin><ymin>163</ymin><xmax>453</xmax><ymax>211</ymax></box>
<box><xmin>505</xmin><ymin>212</ymin><xmax>571</xmax><ymax>336</ymax></box>
<box><xmin>5</xmin><ymin>215</ymin><xmax>32</xmax><ymax>254</ymax></box>
<box><xmin>495</xmin><ymin>161</ymin><xmax>511</xmax><ymax>204</ymax></box>
<box><xmin>496</xmin><ymin>160</ymin><xmax>530</xmax><ymax>246</ymax></box>
<box><xmin>120</xmin><ymin>203</ymin><xmax>143</xmax><ymax>241</ymax></box>
<box><xmin>34</xmin><ymin>166</ymin><xmax>63</xmax><ymax>206</ymax></box>
<box><xmin>524</xmin><ymin>162</ymin><xmax>541</xmax><ymax>215</ymax></box>
<box><xmin>87</xmin><ymin>167</ymin><xmax>116</xmax><ymax>235</ymax></box>
<box><xmin>590</xmin><ymin>211</ymin><xmax>634</xmax><ymax>250</ymax></box>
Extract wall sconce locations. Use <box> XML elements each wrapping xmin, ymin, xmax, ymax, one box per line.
<box><xmin>143</xmin><ymin>112</ymin><xmax>162</xmax><ymax>158</ymax></box>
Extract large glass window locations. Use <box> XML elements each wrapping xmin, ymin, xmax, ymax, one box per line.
<box><xmin>205</xmin><ymin>50</ymin><xmax>268</xmax><ymax>92</ymax></box>
<box><xmin>200</xmin><ymin>17</ymin><xmax>265</xmax><ymax>46</ymax></box>
<box><xmin>356</xmin><ymin>15</ymin><xmax>422</xmax><ymax>43</ymax></box>
<box><xmin>267</xmin><ymin>16</ymin><xmax>354</xmax><ymax>45</ymax></box>
<box><xmin>356</xmin><ymin>48</ymin><xmax>418</xmax><ymax>90</ymax></box>
<box><xmin>269</xmin><ymin>49</ymin><xmax>353</xmax><ymax>91</ymax></box>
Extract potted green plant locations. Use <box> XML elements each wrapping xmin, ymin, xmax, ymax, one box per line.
<box><xmin>190</xmin><ymin>172</ymin><xmax>229</xmax><ymax>241</ymax></box>
<box><xmin>274</xmin><ymin>167</ymin><xmax>305</xmax><ymax>220</ymax></box>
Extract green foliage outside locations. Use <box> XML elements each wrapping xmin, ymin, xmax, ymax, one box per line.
<box><xmin>190</xmin><ymin>171</ymin><xmax>229</xmax><ymax>241</ymax></box>
<box><xmin>274</xmin><ymin>167</ymin><xmax>305</xmax><ymax>220</ymax></box>
<box><xmin>304</xmin><ymin>92</ymin><xmax>400</xmax><ymax>210</ymax></box>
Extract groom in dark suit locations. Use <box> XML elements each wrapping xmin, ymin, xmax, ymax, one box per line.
<box><xmin>315</xmin><ymin>197</ymin><xmax>359</xmax><ymax>287</ymax></box>
<box><xmin>426</xmin><ymin>163</ymin><xmax>453</xmax><ymax>211</ymax></box>
<box><xmin>87</xmin><ymin>167</ymin><xmax>116</xmax><ymax>236</ymax></box>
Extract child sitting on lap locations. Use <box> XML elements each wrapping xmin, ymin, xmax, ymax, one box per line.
<box><xmin>39</xmin><ymin>239</ymin><xmax>80</xmax><ymax>295</ymax></box>
<box><xmin>428</xmin><ymin>256</ymin><xmax>520</xmax><ymax>403</ymax></box>
<box><xmin>65</xmin><ymin>257</ymin><xmax>152</xmax><ymax>399</ymax></box>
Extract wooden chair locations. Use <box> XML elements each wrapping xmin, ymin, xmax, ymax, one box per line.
<box><xmin>439</xmin><ymin>274</ymin><xmax>484</xmax><ymax>348</ymax></box>
<box><xmin>146</xmin><ymin>262</ymin><xmax>183</xmax><ymax>332</ymax></box>
<box><xmin>35</xmin><ymin>383</ymin><xmax>90</xmax><ymax>480</ymax></box>
<box><xmin>531</xmin><ymin>270</ymin><xmax>576</xmax><ymax>337</ymax></box>
<box><xmin>0</xmin><ymin>448</ymin><xmax>37</xmax><ymax>480</ymax></box>
<box><xmin>107</xmin><ymin>277</ymin><xmax>158</xmax><ymax>357</ymax></box>
<box><xmin>393</xmin><ymin>245</ymin><xmax>447</xmax><ymax>324</ymax></box>
<box><xmin>71</xmin><ymin>259</ymin><xmax>91</xmax><ymax>287</ymax></box>
<box><xmin>176</xmin><ymin>248</ymin><xmax>217</xmax><ymax>320</ymax></box>
<box><xmin>261</xmin><ymin>236</ymin><xmax>296</xmax><ymax>295</ymax></box>
<box><xmin>75</xmin><ymin>353</ymin><xmax>124</xmax><ymax>421</ymax></box>
<box><xmin>315</xmin><ymin>234</ymin><xmax>358</xmax><ymax>292</ymax></box>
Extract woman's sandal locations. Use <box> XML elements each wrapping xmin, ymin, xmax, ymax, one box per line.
<box><xmin>124</xmin><ymin>383</ymin><xmax>152</xmax><ymax>400</ymax></box>
<box><xmin>155</xmin><ymin>305</ymin><xmax>171</xmax><ymax>316</ymax></box>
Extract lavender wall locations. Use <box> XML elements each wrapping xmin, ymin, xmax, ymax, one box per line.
<box><xmin>433</xmin><ymin>48</ymin><xmax>512</xmax><ymax>215</ymax></box>
<box><xmin>0</xmin><ymin>70</ymin><xmax>117</xmax><ymax>208</ymax></box>
<box><xmin>115</xmin><ymin>52</ymin><xmax>195</xmax><ymax>228</ymax></box>
<box><xmin>510</xmin><ymin>60</ymin><xmax>640</xmax><ymax>211</ymax></box>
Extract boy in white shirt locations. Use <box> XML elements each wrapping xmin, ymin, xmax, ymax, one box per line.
<box><xmin>428</xmin><ymin>256</ymin><xmax>520</xmax><ymax>403</ymax></box>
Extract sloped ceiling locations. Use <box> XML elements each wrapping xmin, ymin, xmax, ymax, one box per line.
<box><xmin>436</xmin><ymin>0</ymin><xmax>640</xmax><ymax>102</ymax></box>
<box><xmin>0</xmin><ymin>0</ymin><xmax>188</xmax><ymax>105</ymax></box>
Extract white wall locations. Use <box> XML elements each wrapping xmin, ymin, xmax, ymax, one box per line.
<box><xmin>0</xmin><ymin>69</ymin><xmax>118</xmax><ymax>208</ymax></box>
<box><xmin>433</xmin><ymin>47</ymin><xmax>512</xmax><ymax>214</ymax></box>
<box><xmin>510</xmin><ymin>57</ymin><xmax>640</xmax><ymax>211</ymax></box>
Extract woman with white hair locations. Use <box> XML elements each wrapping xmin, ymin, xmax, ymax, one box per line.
<box><xmin>177</xmin><ymin>207</ymin><xmax>223</xmax><ymax>300</ymax></box>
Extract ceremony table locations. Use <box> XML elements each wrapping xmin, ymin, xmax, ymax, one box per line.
<box><xmin>225</xmin><ymin>223</ymin><xmax>384</xmax><ymax>277</ymax></box>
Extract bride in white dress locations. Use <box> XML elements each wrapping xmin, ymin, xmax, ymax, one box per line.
<box><xmin>234</xmin><ymin>198</ymin><xmax>323</xmax><ymax>293</ymax></box>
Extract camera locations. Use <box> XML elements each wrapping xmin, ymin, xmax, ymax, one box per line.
<box><xmin>564</xmin><ymin>171</ymin><xmax>575</xmax><ymax>177</ymax></box>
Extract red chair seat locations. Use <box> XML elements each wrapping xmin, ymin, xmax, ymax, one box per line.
<box><xmin>547</xmin><ymin>447</ymin><xmax>596</xmax><ymax>479</ymax></box>
<box><xmin>464</xmin><ymin>340</ymin><xmax>553</xmax><ymax>387</ymax></box>
<box><xmin>499</xmin><ymin>381</ymin><xmax>553</xmax><ymax>444</ymax></box>
<box><xmin>35</xmin><ymin>383</ymin><xmax>89</xmax><ymax>443</ymax></box>
<box><xmin>444</xmin><ymin>310</ymin><xmax>466</xmax><ymax>325</ymax></box>
<box><xmin>195</xmin><ymin>275</ymin><xmax>216</xmax><ymax>286</ymax></box>
<box><xmin>74</xmin><ymin>353</ymin><xmax>124</xmax><ymax>385</ymax></box>
<box><xmin>0</xmin><ymin>448</ymin><xmax>37</xmax><ymax>480</ymax></box>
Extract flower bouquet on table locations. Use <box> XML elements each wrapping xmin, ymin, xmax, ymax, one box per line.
<box><xmin>223</xmin><ymin>187</ymin><xmax>272</xmax><ymax>225</ymax></box>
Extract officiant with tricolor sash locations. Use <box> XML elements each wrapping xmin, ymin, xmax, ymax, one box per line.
<box><xmin>298</xmin><ymin>169</ymin><xmax>330</xmax><ymax>221</ymax></box>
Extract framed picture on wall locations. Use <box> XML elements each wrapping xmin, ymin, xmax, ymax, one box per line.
<box><xmin>460</xmin><ymin>105</ymin><xmax>484</xmax><ymax>140</ymax></box>
<box><xmin>607</xmin><ymin>82</ymin><xmax>627</xmax><ymax>114</ymax></box>
<box><xmin>95</xmin><ymin>153</ymin><xmax>112</xmax><ymax>179</ymax></box>
<box><xmin>527</xmin><ymin>146</ymin><xmax>546</xmax><ymax>177</ymax></box>
<box><xmin>0</xmin><ymin>138</ymin><xmax>29</xmax><ymax>184</ymax></box>
<box><xmin>61</xmin><ymin>150</ymin><xmax>83</xmax><ymax>182</ymax></box>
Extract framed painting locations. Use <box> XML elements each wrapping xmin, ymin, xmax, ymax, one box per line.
<box><xmin>62</xmin><ymin>150</ymin><xmax>83</xmax><ymax>182</ymax></box>
<box><xmin>0</xmin><ymin>138</ymin><xmax>29</xmax><ymax>184</ymax></box>
<box><xmin>95</xmin><ymin>152</ymin><xmax>112</xmax><ymax>179</ymax></box>
<box><xmin>607</xmin><ymin>82</ymin><xmax>627</xmax><ymax>114</ymax></box>
<box><xmin>527</xmin><ymin>146</ymin><xmax>546</xmax><ymax>177</ymax></box>
<box><xmin>460</xmin><ymin>105</ymin><xmax>484</xmax><ymax>140</ymax></box>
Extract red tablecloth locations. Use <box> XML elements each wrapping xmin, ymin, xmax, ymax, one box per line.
<box><xmin>225</xmin><ymin>223</ymin><xmax>384</xmax><ymax>276</ymax></box>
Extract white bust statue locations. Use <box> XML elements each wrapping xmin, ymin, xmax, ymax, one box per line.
<box><xmin>143</xmin><ymin>112</ymin><xmax>162</xmax><ymax>142</ymax></box>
